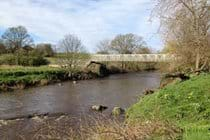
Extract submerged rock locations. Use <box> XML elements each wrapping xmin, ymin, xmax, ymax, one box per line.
<box><xmin>91</xmin><ymin>105</ymin><xmax>108</xmax><ymax>112</ymax></box>
<box><xmin>58</xmin><ymin>83</ymin><xmax>63</xmax><ymax>86</ymax></box>
<box><xmin>73</xmin><ymin>81</ymin><xmax>77</xmax><ymax>84</ymax></box>
<box><xmin>112</xmin><ymin>107</ymin><xmax>125</xmax><ymax>116</ymax></box>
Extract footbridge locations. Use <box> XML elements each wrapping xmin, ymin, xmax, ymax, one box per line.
<box><xmin>89</xmin><ymin>54</ymin><xmax>175</xmax><ymax>62</ymax></box>
<box><xmin>49</xmin><ymin>54</ymin><xmax>175</xmax><ymax>68</ymax></box>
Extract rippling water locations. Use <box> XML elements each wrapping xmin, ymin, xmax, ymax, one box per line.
<box><xmin>0</xmin><ymin>72</ymin><xmax>161</xmax><ymax>119</ymax></box>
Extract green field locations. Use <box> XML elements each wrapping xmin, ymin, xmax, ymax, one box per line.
<box><xmin>127</xmin><ymin>73</ymin><xmax>210</xmax><ymax>140</ymax></box>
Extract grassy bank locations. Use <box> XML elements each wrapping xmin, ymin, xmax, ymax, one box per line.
<box><xmin>0</xmin><ymin>66</ymin><xmax>68</xmax><ymax>91</ymax></box>
<box><xmin>0</xmin><ymin>63</ymin><xmax>111</xmax><ymax>91</ymax></box>
<box><xmin>127</xmin><ymin>73</ymin><xmax>210</xmax><ymax>139</ymax></box>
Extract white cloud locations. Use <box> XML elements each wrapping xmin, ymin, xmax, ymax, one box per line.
<box><xmin>0</xmin><ymin>0</ymin><xmax>162</xmax><ymax>52</ymax></box>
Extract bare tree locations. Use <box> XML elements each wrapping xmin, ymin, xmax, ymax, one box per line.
<box><xmin>58</xmin><ymin>34</ymin><xmax>87</xmax><ymax>69</ymax></box>
<box><xmin>96</xmin><ymin>39</ymin><xmax>111</xmax><ymax>54</ymax></box>
<box><xmin>109</xmin><ymin>33</ymin><xmax>148</xmax><ymax>70</ymax></box>
<box><xmin>155</xmin><ymin>0</ymin><xmax>210</xmax><ymax>72</ymax></box>
<box><xmin>1</xmin><ymin>26</ymin><xmax>33</xmax><ymax>53</ymax></box>
<box><xmin>111</xmin><ymin>33</ymin><xmax>147</xmax><ymax>54</ymax></box>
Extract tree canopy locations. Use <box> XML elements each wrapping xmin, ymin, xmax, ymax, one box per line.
<box><xmin>1</xmin><ymin>26</ymin><xmax>34</xmax><ymax>52</ymax></box>
<box><xmin>96</xmin><ymin>33</ymin><xmax>149</xmax><ymax>54</ymax></box>
<box><xmin>111</xmin><ymin>33</ymin><xmax>147</xmax><ymax>54</ymax></box>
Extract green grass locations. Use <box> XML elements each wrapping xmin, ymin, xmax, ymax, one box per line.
<box><xmin>183</xmin><ymin>126</ymin><xmax>210</xmax><ymax>140</ymax></box>
<box><xmin>127</xmin><ymin>73</ymin><xmax>210</xmax><ymax>139</ymax></box>
<box><xmin>0</xmin><ymin>66</ymin><xmax>67</xmax><ymax>79</ymax></box>
<box><xmin>0</xmin><ymin>66</ymin><xmax>68</xmax><ymax>90</ymax></box>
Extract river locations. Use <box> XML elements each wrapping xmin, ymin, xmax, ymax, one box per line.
<box><xmin>0</xmin><ymin>71</ymin><xmax>161</xmax><ymax>120</ymax></box>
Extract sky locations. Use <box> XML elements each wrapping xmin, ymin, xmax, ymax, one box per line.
<box><xmin>0</xmin><ymin>0</ymin><xmax>163</xmax><ymax>52</ymax></box>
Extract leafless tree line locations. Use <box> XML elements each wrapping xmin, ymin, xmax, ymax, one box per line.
<box><xmin>96</xmin><ymin>33</ymin><xmax>151</xmax><ymax>54</ymax></box>
<box><xmin>156</xmin><ymin>0</ymin><xmax>210</xmax><ymax>72</ymax></box>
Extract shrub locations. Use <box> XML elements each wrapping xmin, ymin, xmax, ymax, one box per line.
<box><xmin>27</xmin><ymin>56</ymin><xmax>49</xmax><ymax>66</ymax></box>
<box><xmin>0</xmin><ymin>50</ymin><xmax>49</xmax><ymax>66</ymax></box>
<box><xmin>0</xmin><ymin>54</ymin><xmax>16</xmax><ymax>65</ymax></box>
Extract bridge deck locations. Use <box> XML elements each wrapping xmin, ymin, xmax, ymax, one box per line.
<box><xmin>90</xmin><ymin>54</ymin><xmax>175</xmax><ymax>62</ymax></box>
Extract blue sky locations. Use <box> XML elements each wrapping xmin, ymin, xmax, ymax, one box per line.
<box><xmin>0</xmin><ymin>0</ymin><xmax>163</xmax><ymax>52</ymax></box>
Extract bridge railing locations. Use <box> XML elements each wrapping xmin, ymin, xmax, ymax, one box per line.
<box><xmin>90</xmin><ymin>54</ymin><xmax>175</xmax><ymax>62</ymax></box>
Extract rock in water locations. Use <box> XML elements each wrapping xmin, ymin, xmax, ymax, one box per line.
<box><xmin>73</xmin><ymin>81</ymin><xmax>77</xmax><ymax>84</ymax></box>
<box><xmin>91</xmin><ymin>105</ymin><xmax>108</xmax><ymax>112</ymax></box>
<box><xmin>112</xmin><ymin>107</ymin><xmax>125</xmax><ymax>116</ymax></box>
<box><xmin>58</xmin><ymin>83</ymin><xmax>62</xmax><ymax>86</ymax></box>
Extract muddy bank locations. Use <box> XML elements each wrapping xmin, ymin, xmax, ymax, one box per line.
<box><xmin>160</xmin><ymin>72</ymin><xmax>190</xmax><ymax>88</ymax></box>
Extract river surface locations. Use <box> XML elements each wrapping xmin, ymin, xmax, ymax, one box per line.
<box><xmin>0</xmin><ymin>72</ymin><xmax>161</xmax><ymax>119</ymax></box>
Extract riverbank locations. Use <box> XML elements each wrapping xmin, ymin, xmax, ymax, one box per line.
<box><xmin>0</xmin><ymin>65</ymin><xmax>105</xmax><ymax>92</ymax></box>
<box><xmin>127</xmin><ymin>73</ymin><xmax>210</xmax><ymax>140</ymax></box>
<box><xmin>0</xmin><ymin>62</ymin><xmax>156</xmax><ymax>92</ymax></box>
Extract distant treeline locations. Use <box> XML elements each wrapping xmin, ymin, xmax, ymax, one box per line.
<box><xmin>0</xmin><ymin>26</ymin><xmax>156</xmax><ymax>72</ymax></box>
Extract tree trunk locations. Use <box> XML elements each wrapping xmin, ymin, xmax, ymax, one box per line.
<box><xmin>195</xmin><ymin>51</ymin><xmax>200</xmax><ymax>71</ymax></box>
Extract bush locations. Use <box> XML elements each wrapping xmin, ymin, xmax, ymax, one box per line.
<box><xmin>0</xmin><ymin>49</ymin><xmax>49</xmax><ymax>66</ymax></box>
<box><xmin>16</xmin><ymin>56</ymin><xmax>48</xmax><ymax>66</ymax></box>
<box><xmin>27</xmin><ymin>56</ymin><xmax>49</xmax><ymax>66</ymax></box>
<box><xmin>0</xmin><ymin>54</ymin><xmax>16</xmax><ymax>65</ymax></box>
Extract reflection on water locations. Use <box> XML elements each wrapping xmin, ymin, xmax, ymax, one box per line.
<box><xmin>0</xmin><ymin>72</ymin><xmax>161</xmax><ymax>119</ymax></box>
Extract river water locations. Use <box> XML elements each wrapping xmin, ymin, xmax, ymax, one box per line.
<box><xmin>0</xmin><ymin>72</ymin><xmax>161</xmax><ymax>120</ymax></box>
